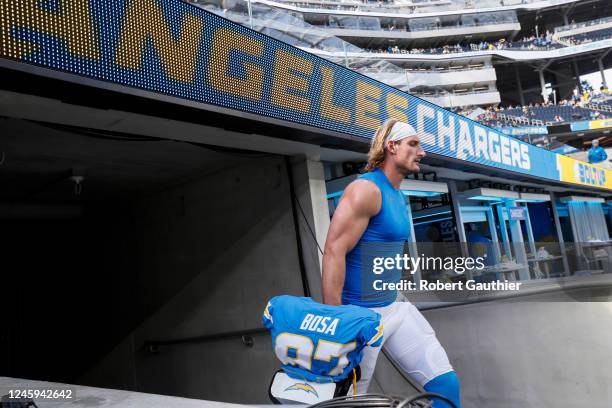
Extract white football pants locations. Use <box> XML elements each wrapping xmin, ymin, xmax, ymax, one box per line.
<box><xmin>355</xmin><ymin>299</ymin><xmax>454</xmax><ymax>394</ymax></box>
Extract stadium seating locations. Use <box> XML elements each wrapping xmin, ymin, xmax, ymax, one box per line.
<box><xmin>503</xmin><ymin>105</ymin><xmax>608</xmax><ymax>123</ymax></box>
<box><xmin>563</xmin><ymin>27</ymin><xmax>612</xmax><ymax>45</ymax></box>
<box><xmin>461</xmin><ymin>100</ymin><xmax>611</xmax><ymax>128</ymax></box>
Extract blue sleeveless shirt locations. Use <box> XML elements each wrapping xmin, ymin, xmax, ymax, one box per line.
<box><xmin>343</xmin><ymin>169</ymin><xmax>411</xmax><ymax>307</ymax></box>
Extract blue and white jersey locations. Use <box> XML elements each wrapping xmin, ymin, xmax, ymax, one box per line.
<box><xmin>344</xmin><ymin>169</ymin><xmax>411</xmax><ymax>307</ymax></box>
<box><xmin>262</xmin><ymin>295</ymin><xmax>383</xmax><ymax>383</ymax></box>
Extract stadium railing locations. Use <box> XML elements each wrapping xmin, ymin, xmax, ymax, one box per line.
<box><xmin>554</xmin><ymin>16</ymin><xmax>612</xmax><ymax>35</ymax></box>
<box><xmin>259</xmin><ymin>0</ymin><xmax>559</xmax><ymax>15</ymax></box>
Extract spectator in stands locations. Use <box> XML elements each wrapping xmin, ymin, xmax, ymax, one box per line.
<box><xmin>545</xmin><ymin>30</ymin><xmax>553</xmax><ymax>44</ymax></box>
<box><xmin>572</xmin><ymin>87</ymin><xmax>580</xmax><ymax>103</ymax></box>
<box><xmin>590</xmin><ymin>110</ymin><xmax>601</xmax><ymax>120</ymax></box>
<box><xmin>369</xmin><ymin>34</ymin><xmax>566</xmax><ymax>55</ymax></box>
<box><xmin>588</xmin><ymin>139</ymin><xmax>608</xmax><ymax>164</ymax></box>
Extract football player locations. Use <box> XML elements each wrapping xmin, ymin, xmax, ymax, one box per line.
<box><xmin>321</xmin><ymin>119</ymin><xmax>461</xmax><ymax>408</ymax></box>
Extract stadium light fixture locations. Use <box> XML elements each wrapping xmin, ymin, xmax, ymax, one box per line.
<box><xmin>412</xmin><ymin>209</ymin><xmax>452</xmax><ymax>220</ymax></box>
<box><xmin>326</xmin><ymin>191</ymin><xmax>343</xmax><ymax>200</ymax></box>
<box><xmin>461</xmin><ymin>187</ymin><xmax>519</xmax><ymax>201</ymax></box>
<box><xmin>399</xmin><ymin>179</ymin><xmax>448</xmax><ymax>197</ymax></box>
<box><xmin>516</xmin><ymin>192</ymin><xmax>551</xmax><ymax>203</ymax></box>
<box><xmin>413</xmin><ymin>217</ymin><xmax>454</xmax><ymax>227</ymax></box>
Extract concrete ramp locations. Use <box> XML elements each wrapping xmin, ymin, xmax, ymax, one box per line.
<box><xmin>0</xmin><ymin>377</ymin><xmax>269</xmax><ymax>408</ymax></box>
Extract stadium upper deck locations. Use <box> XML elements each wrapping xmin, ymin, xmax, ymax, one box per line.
<box><xmin>196</xmin><ymin>0</ymin><xmax>611</xmax><ymax>112</ymax></box>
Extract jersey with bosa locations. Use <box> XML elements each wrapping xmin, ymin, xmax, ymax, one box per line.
<box><xmin>262</xmin><ymin>295</ymin><xmax>383</xmax><ymax>383</ymax></box>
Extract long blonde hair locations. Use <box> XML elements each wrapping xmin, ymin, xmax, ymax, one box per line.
<box><xmin>364</xmin><ymin>118</ymin><xmax>398</xmax><ymax>172</ymax></box>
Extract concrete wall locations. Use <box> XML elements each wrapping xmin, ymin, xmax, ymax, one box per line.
<box><xmin>419</xmin><ymin>289</ymin><xmax>612</xmax><ymax>408</ymax></box>
<box><xmin>72</xmin><ymin>155</ymin><xmax>305</xmax><ymax>403</ymax></box>
<box><xmin>289</xmin><ymin>156</ymin><xmax>329</xmax><ymax>302</ymax></box>
<box><xmin>361</xmin><ymin>288</ymin><xmax>612</xmax><ymax>407</ymax></box>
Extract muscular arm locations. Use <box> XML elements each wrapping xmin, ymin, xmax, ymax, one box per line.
<box><xmin>322</xmin><ymin>180</ymin><xmax>381</xmax><ymax>305</ymax></box>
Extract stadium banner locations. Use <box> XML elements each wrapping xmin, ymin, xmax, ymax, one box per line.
<box><xmin>590</xmin><ymin>119</ymin><xmax>612</xmax><ymax>130</ymax></box>
<box><xmin>571</xmin><ymin>119</ymin><xmax>612</xmax><ymax>132</ymax></box>
<box><xmin>495</xmin><ymin>126</ymin><xmax>548</xmax><ymax>136</ymax></box>
<box><xmin>0</xmin><ymin>0</ymin><xmax>610</xmax><ymax>190</ymax></box>
<box><xmin>569</xmin><ymin>121</ymin><xmax>590</xmax><ymax>132</ymax></box>
<box><xmin>556</xmin><ymin>155</ymin><xmax>612</xmax><ymax>189</ymax></box>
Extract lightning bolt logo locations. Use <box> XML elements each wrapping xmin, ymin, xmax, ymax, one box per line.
<box><xmin>284</xmin><ymin>382</ymin><xmax>319</xmax><ymax>398</ymax></box>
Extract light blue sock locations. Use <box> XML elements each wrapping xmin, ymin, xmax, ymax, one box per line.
<box><xmin>423</xmin><ymin>371</ymin><xmax>461</xmax><ymax>408</ymax></box>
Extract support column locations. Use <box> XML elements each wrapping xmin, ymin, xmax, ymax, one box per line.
<box><xmin>448</xmin><ymin>181</ymin><xmax>470</xmax><ymax>279</ymax></box>
<box><xmin>572</xmin><ymin>58</ymin><xmax>582</xmax><ymax>92</ymax></box>
<box><xmin>505</xmin><ymin>200</ymin><xmax>530</xmax><ymax>280</ymax></box>
<box><xmin>522</xmin><ymin>203</ymin><xmax>537</xmax><ymax>255</ymax></box>
<box><xmin>342</xmin><ymin>42</ymin><xmax>349</xmax><ymax>68</ymax></box>
<box><xmin>246</xmin><ymin>0</ymin><xmax>254</xmax><ymax>29</ymax></box>
<box><xmin>496</xmin><ymin>203</ymin><xmax>512</xmax><ymax>257</ymax></box>
<box><xmin>550</xmin><ymin>192</ymin><xmax>570</xmax><ymax>276</ymax></box>
<box><xmin>404</xmin><ymin>198</ymin><xmax>421</xmax><ymax>283</ymax></box>
<box><xmin>486</xmin><ymin>208</ymin><xmax>502</xmax><ymax>263</ymax></box>
<box><xmin>448</xmin><ymin>181</ymin><xmax>467</xmax><ymax>244</ymax></box>
<box><xmin>599</xmin><ymin>58</ymin><xmax>608</xmax><ymax>88</ymax></box>
<box><xmin>538</xmin><ymin>69</ymin><xmax>547</xmax><ymax>102</ymax></box>
<box><xmin>290</xmin><ymin>155</ymin><xmax>331</xmax><ymax>302</ymax></box>
<box><xmin>515</xmin><ymin>65</ymin><xmax>526</xmax><ymax>106</ymax></box>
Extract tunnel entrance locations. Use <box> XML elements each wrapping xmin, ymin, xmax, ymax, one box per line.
<box><xmin>1</xmin><ymin>117</ymin><xmax>306</xmax><ymax>402</ymax></box>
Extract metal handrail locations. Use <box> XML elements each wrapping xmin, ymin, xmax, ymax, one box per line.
<box><xmin>143</xmin><ymin>327</ymin><xmax>268</xmax><ymax>353</ymax></box>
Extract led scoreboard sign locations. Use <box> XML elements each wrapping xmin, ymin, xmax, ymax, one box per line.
<box><xmin>0</xmin><ymin>0</ymin><xmax>610</xmax><ymax>190</ymax></box>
